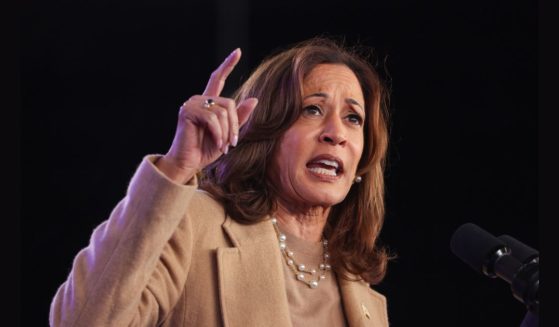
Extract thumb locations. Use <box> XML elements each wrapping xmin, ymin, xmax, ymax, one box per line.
<box><xmin>237</xmin><ymin>97</ymin><xmax>259</xmax><ymax>127</ymax></box>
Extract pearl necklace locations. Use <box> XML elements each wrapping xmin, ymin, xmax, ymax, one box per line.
<box><xmin>271</xmin><ymin>217</ymin><xmax>331</xmax><ymax>289</ymax></box>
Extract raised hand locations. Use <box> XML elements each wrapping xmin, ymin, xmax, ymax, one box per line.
<box><xmin>157</xmin><ymin>48</ymin><xmax>258</xmax><ymax>183</ymax></box>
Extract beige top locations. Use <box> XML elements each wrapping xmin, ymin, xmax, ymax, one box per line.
<box><xmin>278</xmin><ymin>226</ymin><xmax>348</xmax><ymax>327</ymax></box>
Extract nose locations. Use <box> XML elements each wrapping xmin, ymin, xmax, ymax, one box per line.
<box><xmin>319</xmin><ymin>116</ymin><xmax>347</xmax><ymax>146</ymax></box>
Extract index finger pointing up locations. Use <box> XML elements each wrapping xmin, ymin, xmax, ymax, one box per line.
<box><xmin>203</xmin><ymin>48</ymin><xmax>241</xmax><ymax>97</ymax></box>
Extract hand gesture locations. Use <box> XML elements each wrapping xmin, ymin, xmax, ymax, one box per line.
<box><xmin>157</xmin><ymin>49</ymin><xmax>258</xmax><ymax>183</ymax></box>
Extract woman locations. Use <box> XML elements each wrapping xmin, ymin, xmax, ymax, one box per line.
<box><xmin>50</xmin><ymin>37</ymin><xmax>391</xmax><ymax>327</ymax></box>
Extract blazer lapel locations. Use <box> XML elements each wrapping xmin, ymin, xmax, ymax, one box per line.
<box><xmin>217</xmin><ymin>216</ymin><xmax>292</xmax><ymax>327</ymax></box>
<box><xmin>339</xmin><ymin>277</ymin><xmax>389</xmax><ymax>327</ymax></box>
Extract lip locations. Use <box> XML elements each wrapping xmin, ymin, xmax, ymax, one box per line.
<box><xmin>306</xmin><ymin>154</ymin><xmax>344</xmax><ymax>180</ymax></box>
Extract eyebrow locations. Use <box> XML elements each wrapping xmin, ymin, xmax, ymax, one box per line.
<box><xmin>303</xmin><ymin>92</ymin><xmax>365</xmax><ymax>113</ymax></box>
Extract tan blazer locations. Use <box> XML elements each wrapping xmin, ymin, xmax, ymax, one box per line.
<box><xmin>50</xmin><ymin>155</ymin><xmax>388</xmax><ymax>327</ymax></box>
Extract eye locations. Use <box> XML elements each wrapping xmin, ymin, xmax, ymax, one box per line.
<box><xmin>303</xmin><ymin>104</ymin><xmax>323</xmax><ymax>116</ymax></box>
<box><xmin>347</xmin><ymin>113</ymin><xmax>364</xmax><ymax>126</ymax></box>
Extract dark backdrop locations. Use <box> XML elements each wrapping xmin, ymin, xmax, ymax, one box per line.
<box><xmin>22</xmin><ymin>0</ymin><xmax>537</xmax><ymax>326</ymax></box>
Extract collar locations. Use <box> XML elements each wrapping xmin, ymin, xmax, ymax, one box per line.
<box><xmin>217</xmin><ymin>215</ymin><xmax>388</xmax><ymax>327</ymax></box>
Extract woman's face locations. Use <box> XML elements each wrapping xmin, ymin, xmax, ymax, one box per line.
<box><xmin>270</xmin><ymin>64</ymin><xmax>366</xmax><ymax>209</ymax></box>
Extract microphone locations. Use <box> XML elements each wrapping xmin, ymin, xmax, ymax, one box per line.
<box><xmin>450</xmin><ymin>223</ymin><xmax>539</xmax><ymax>314</ymax></box>
<box><xmin>498</xmin><ymin>234</ymin><xmax>539</xmax><ymax>265</ymax></box>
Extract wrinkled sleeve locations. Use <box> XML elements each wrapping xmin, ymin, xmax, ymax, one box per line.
<box><xmin>49</xmin><ymin>155</ymin><xmax>198</xmax><ymax>327</ymax></box>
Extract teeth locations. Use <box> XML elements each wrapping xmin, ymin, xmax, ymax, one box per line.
<box><xmin>315</xmin><ymin>159</ymin><xmax>339</xmax><ymax>169</ymax></box>
<box><xmin>309</xmin><ymin>167</ymin><xmax>337</xmax><ymax>176</ymax></box>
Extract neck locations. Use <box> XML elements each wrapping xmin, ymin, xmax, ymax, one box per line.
<box><xmin>274</xmin><ymin>202</ymin><xmax>330</xmax><ymax>242</ymax></box>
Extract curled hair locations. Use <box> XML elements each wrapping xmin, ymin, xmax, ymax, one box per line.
<box><xmin>200</xmin><ymin>37</ymin><xmax>392</xmax><ymax>285</ymax></box>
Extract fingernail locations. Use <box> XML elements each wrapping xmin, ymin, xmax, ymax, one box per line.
<box><xmin>232</xmin><ymin>134</ymin><xmax>238</xmax><ymax>147</ymax></box>
<box><xmin>227</xmin><ymin>48</ymin><xmax>239</xmax><ymax>59</ymax></box>
<box><xmin>224</xmin><ymin>144</ymin><xmax>229</xmax><ymax>154</ymax></box>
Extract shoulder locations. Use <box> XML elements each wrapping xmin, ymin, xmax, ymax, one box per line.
<box><xmin>351</xmin><ymin>278</ymin><xmax>387</xmax><ymax>307</ymax></box>
<box><xmin>366</xmin><ymin>284</ymin><xmax>387</xmax><ymax>308</ymax></box>
<box><xmin>189</xmin><ymin>189</ymin><xmax>225</xmax><ymax>215</ymax></box>
<box><xmin>365</xmin><ymin>283</ymin><xmax>389</xmax><ymax>326</ymax></box>
<box><xmin>184</xmin><ymin>189</ymin><xmax>227</xmax><ymax>224</ymax></box>
<box><xmin>339</xmin><ymin>276</ymin><xmax>389</xmax><ymax>326</ymax></box>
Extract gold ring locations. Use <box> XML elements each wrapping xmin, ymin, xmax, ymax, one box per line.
<box><xmin>203</xmin><ymin>98</ymin><xmax>216</xmax><ymax>109</ymax></box>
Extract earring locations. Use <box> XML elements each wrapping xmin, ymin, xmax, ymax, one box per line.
<box><xmin>354</xmin><ymin>176</ymin><xmax>362</xmax><ymax>183</ymax></box>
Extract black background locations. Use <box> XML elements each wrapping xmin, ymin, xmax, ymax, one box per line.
<box><xmin>21</xmin><ymin>0</ymin><xmax>538</xmax><ymax>326</ymax></box>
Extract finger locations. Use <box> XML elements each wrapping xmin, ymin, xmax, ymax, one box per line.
<box><xmin>203</xmin><ymin>48</ymin><xmax>241</xmax><ymax>97</ymax></box>
<box><xmin>201</xmin><ymin>109</ymin><xmax>224</xmax><ymax>150</ymax></box>
<box><xmin>195</xmin><ymin>96</ymin><xmax>237</xmax><ymax>150</ymax></box>
<box><xmin>224</xmin><ymin>99</ymin><xmax>240</xmax><ymax>147</ymax></box>
<box><xmin>237</xmin><ymin>97</ymin><xmax>259</xmax><ymax>128</ymax></box>
<box><xmin>196</xmin><ymin>96</ymin><xmax>238</xmax><ymax>149</ymax></box>
<box><xmin>185</xmin><ymin>103</ymin><xmax>224</xmax><ymax>150</ymax></box>
<box><xmin>197</xmin><ymin>96</ymin><xmax>236</xmax><ymax>113</ymax></box>
<box><xmin>209</xmin><ymin>105</ymin><xmax>230</xmax><ymax>153</ymax></box>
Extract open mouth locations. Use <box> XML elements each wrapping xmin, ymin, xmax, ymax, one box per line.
<box><xmin>306</xmin><ymin>155</ymin><xmax>344</xmax><ymax>177</ymax></box>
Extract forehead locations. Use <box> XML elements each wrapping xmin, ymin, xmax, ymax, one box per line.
<box><xmin>303</xmin><ymin>64</ymin><xmax>364</xmax><ymax>98</ymax></box>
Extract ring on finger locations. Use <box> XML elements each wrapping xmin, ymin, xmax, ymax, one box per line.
<box><xmin>203</xmin><ymin>98</ymin><xmax>216</xmax><ymax>109</ymax></box>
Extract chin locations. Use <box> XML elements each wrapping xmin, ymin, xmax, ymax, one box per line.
<box><xmin>302</xmin><ymin>189</ymin><xmax>349</xmax><ymax>207</ymax></box>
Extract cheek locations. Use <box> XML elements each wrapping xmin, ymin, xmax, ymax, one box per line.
<box><xmin>351</xmin><ymin>135</ymin><xmax>365</xmax><ymax>168</ymax></box>
<box><xmin>273</xmin><ymin>134</ymin><xmax>300</xmax><ymax>177</ymax></box>
<box><xmin>280</xmin><ymin>128</ymin><xmax>306</xmax><ymax>157</ymax></box>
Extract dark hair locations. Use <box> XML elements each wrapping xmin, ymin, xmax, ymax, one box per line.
<box><xmin>200</xmin><ymin>37</ymin><xmax>391</xmax><ymax>284</ymax></box>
